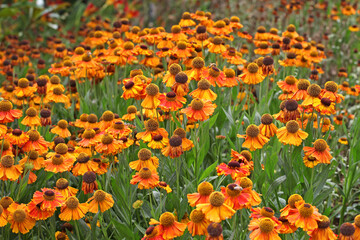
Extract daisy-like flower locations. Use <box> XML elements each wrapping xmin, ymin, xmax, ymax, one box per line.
<box><xmin>6</xmin><ymin>129</ymin><xmax>29</xmax><ymax>146</ymax></box>
<box><xmin>51</xmin><ymin>119</ymin><xmax>71</xmax><ymax>138</ymax></box>
<box><xmin>216</xmin><ymin>161</ymin><xmax>250</xmax><ymax>180</ymax></box>
<box><xmin>292</xmin><ymin>79</ymin><xmax>310</xmax><ymax>101</ymax></box>
<box><xmin>187</xmin><ymin>57</ymin><xmax>206</xmax><ymax>81</ymax></box>
<box><xmin>21</xmin><ymin>107</ymin><xmax>41</xmax><ymax>128</ymax></box>
<box><xmin>339</xmin><ymin>222</ymin><xmax>355</xmax><ymax>240</ymax></box>
<box><xmin>287</xmin><ymin>200</ymin><xmax>321</xmax><ymax>231</ymax></box>
<box><xmin>0</xmin><ymin>155</ymin><xmax>22</xmax><ymax>181</ymax></box>
<box><xmin>149</xmin><ymin>212</ymin><xmax>187</xmax><ymax>240</ymax></box>
<box><xmin>188</xmin><ymin>182</ymin><xmax>214</xmax><ymax>207</ymax></box>
<box><xmin>163</xmin><ymin>63</ymin><xmax>182</xmax><ymax>87</ymax></box>
<box><xmin>158</xmin><ymin>92</ymin><xmax>186</xmax><ymax>112</ymax></box>
<box><xmin>95</xmin><ymin>133</ymin><xmax>121</xmax><ymax>155</ymax></box>
<box><xmin>302</xmin><ymin>84</ymin><xmax>321</xmax><ymax>108</ymax></box>
<box><xmin>172</xmin><ymin>72</ymin><xmax>190</xmax><ymax>97</ymax></box>
<box><xmin>122</xmin><ymin>77</ymin><xmax>146</xmax><ymax>100</ymax></box>
<box><xmin>187</xmin><ymin>209</ymin><xmax>210</xmax><ymax>236</ymax></box>
<box><xmin>72</xmin><ymin>153</ymin><xmax>98</xmax><ymax>176</ymax></box>
<box><xmin>303</xmin><ymin>155</ymin><xmax>320</xmax><ymax>168</ymax></box>
<box><xmin>148</xmin><ymin>134</ymin><xmax>169</xmax><ymax>149</ymax></box>
<box><xmin>13</xmin><ymin>78</ymin><xmax>36</xmax><ymax>98</ymax></box>
<box><xmin>31</xmin><ymin>188</ymin><xmax>65</xmax><ymax>211</ymax></box>
<box><xmin>122</xmin><ymin>105</ymin><xmax>137</xmax><ymax>121</ymax></box>
<box><xmin>221</xmin><ymin>183</ymin><xmax>250</xmax><ymax>210</ymax></box>
<box><xmin>40</xmin><ymin>108</ymin><xmax>52</xmax><ymax>127</ymax></box>
<box><xmin>303</xmin><ymin>139</ymin><xmax>332</xmax><ymax>164</ymax></box>
<box><xmin>142</xmin><ymin>83</ymin><xmax>161</xmax><ymax>110</ymax></box>
<box><xmin>78</xmin><ymin>129</ymin><xmax>98</xmax><ymax>148</ymax></box>
<box><xmin>54</xmin><ymin>178</ymin><xmax>78</xmax><ymax>199</ymax></box>
<box><xmin>190</xmin><ymin>79</ymin><xmax>217</xmax><ymax>101</ymax></box>
<box><xmin>259</xmin><ymin>114</ymin><xmax>278</xmax><ymax>138</ymax></box>
<box><xmin>278</xmin><ymin>75</ymin><xmax>298</xmax><ymax>93</ymax></box>
<box><xmin>320</xmin><ymin>81</ymin><xmax>344</xmax><ymax>103</ymax></box>
<box><xmin>237</xmin><ymin>177</ymin><xmax>262</xmax><ymax>207</ymax></box>
<box><xmin>73</xmin><ymin>114</ymin><xmax>88</xmax><ymax>128</ymax></box>
<box><xmin>238</xmin><ymin>124</ymin><xmax>269</xmax><ymax>151</ymax></box>
<box><xmin>240</xmin><ymin>63</ymin><xmax>265</xmax><ymax>85</ymax></box>
<box><xmin>161</xmin><ymin>135</ymin><xmax>183</xmax><ymax>158</ymax></box>
<box><xmin>278</xmin><ymin>216</ymin><xmax>297</xmax><ymax>234</ymax></box>
<box><xmin>0</xmin><ymin>100</ymin><xmax>22</xmax><ymax>124</ymax></box>
<box><xmin>22</xmin><ymin>130</ymin><xmax>49</xmax><ymax>154</ymax></box>
<box><xmin>181</xmin><ymin>98</ymin><xmax>216</xmax><ymax>122</ymax></box>
<box><xmin>173</xmin><ymin>127</ymin><xmax>194</xmax><ymax>151</ymax></box>
<box><xmin>59</xmin><ymin>196</ymin><xmax>88</xmax><ymax>221</ymax></box>
<box><xmin>137</xmin><ymin>119</ymin><xmax>168</xmax><ymax>143</ymax></box>
<box><xmin>313</xmin><ymin>98</ymin><xmax>336</xmax><ymax>115</ymax></box>
<box><xmin>307</xmin><ymin>215</ymin><xmax>337</xmax><ymax>240</ymax></box>
<box><xmin>7</xmin><ymin>203</ymin><xmax>36</xmax><ymax>234</ymax></box>
<box><xmin>46</xmin><ymin>87</ymin><xmax>70</xmax><ymax>107</ymax></box>
<box><xmin>196</xmin><ymin>191</ymin><xmax>235</xmax><ymax>222</ymax></box>
<box><xmin>276</xmin><ymin>120</ymin><xmax>308</xmax><ymax>146</ymax></box>
<box><xmin>208</xmin><ymin>37</ymin><xmax>226</xmax><ymax>54</ymax></box>
<box><xmin>44</xmin><ymin>154</ymin><xmax>74</xmax><ymax>173</ymax></box>
<box><xmin>248</xmin><ymin>218</ymin><xmax>281</xmax><ymax>240</ymax></box>
<box><xmin>99</xmin><ymin>111</ymin><xmax>116</xmax><ymax>131</ymax></box>
<box><xmin>130</xmin><ymin>168</ymin><xmax>159</xmax><ymax>189</ymax></box>
<box><xmin>206</xmin><ymin>222</ymin><xmax>224</xmax><ymax>240</ymax></box>
<box><xmin>354</xmin><ymin>215</ymin><xmax>360</xmax><ymax>239</ymax></box>
<box><xmin>81</xmin><ymin>171</ymin><xmax>98</xmax><ymax>194</ymax></box>
<box><xmin>87</xmin><ymin>190</ymin><xmax>114</xmax><ymax>213</ymax></box>
<box><xmin>0</xmin><ymin>139</ymin><xmax>13</xmax><ymax>157</ymax></box>
<box><xmin>130</xmin><ymin>148</ymin><xmax>159</xmax><ymax>171</ymax></box>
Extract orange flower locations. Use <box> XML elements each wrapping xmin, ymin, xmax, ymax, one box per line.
<box><xmin>181</xmin><ymin>98</ymin><xmax>216</xmax><ymax>122</ymax></box>
<box><xmin>0</xmin><ymin>204</ymin><xmax>7</xmax><ymax>227</ymax></box>
<box><xmin>46</xmin><ymin>87</ymin><xmax>70</xmax><ymax>107</ymax></box>
<box><xmin>142</xmin><ymin>84</ymin><xmax>161</xmax><ymax>109</ymax></box>
<box><xmin>21</xmin><ymin>107</ymin><xmax>41</xmax><ymax>128</ymax></box>
<box><xmin>292</xmin><ymin>79</ymin><xmax>310</xmax><ymax>101</ymax></box>
<box><xmin>190</xmin><ymin>79</ymin><xmax>217</xmax><ymax>101</ymax></box>
<box><xmin>287</xmin><ymin>200</ymin><xmax>321</xmax><ymax>231</ymax></box>
<box><xmin>87</xmin><ymin>190</ymin><xmax>114</xmax><ymax>213</ymax></box>
<box><xmin>130</xmin><ymin>149</ymin><xmax>159</xmax><ymax>171</ymax></box>
<box><xmin>31</xmin><ymin>188</ymin><xmax>65</xmax><ymax>211</ymax></box>
<box><xmin>51</xmin><ymin>119</ymin><xmax>71</xmax><ymax>138</ymax></box>
<box><xmin>339</xmin><ymin>222</ymin><xmax>356</xmax><ymax>240</ymax></box>
<box><xmin>196</xmin><ymin>191</ymin><xmax>235</xmax><ymax>222</ymax></box>
<box><xmin>137</xmin><ymin>119</ymin><xmax>168</xmax><ymax>142</ymax></box>
<box><xmin>122</xmin><ymin>77</ymin><xmax>146</xmax><ymax>100</ymax></box>
<box><xmin>259</xmin><ymin>114</ymin><xmax>278</xmax><ymax>138</ymax></box>
<box><xmin>302</xmin><ymin>84</ymin><xmax>321</xmax><ymax>108</ymax></box>
<box><xmin>237</xmin><ymin>177</ymin><xmax>262</xmax><ymax>207</ymax></box>
<box><xmin>44</xmin><ymin>154</ymin><xmax>74</xmax><ymax>173</ymax></box>
<box><xmin>221</xmin><ymin>183</ymin><xmax>250</xmax><ymax>210</ymax></box>
<box><xmin>130</xmin><ymin>168</ymin><xmax>159</xmax><ymax>189</ymax></box>
<box><xmin>248</xmin><ymin>218</ymin><xmax>281</xmax><ymax>240</ymax></box>
<box><xmin>6</xmin><ymin>129</ymin><xmax>29</xmax><ymax>146</ymax></box>
<box><xmin>276</xmin><ymin>120</ymin><xmax>308</xmax><ymax>146</ymax></box>
<box><xmin>7</xmin><ymin>203</ymin><xmax>36</xmax><ymax>234</ymax></box>
<box><xmin>95</xmin><ymin>133</ymin><xmax>121</xmax><ymax>155</ymax></box>
<box><xmin>59</xmin><ymin>196</ymin><xmax>88</xmax><ymax>221</ymax></box>
<box><xmin>0</xmin><ymin>100</ymin><xmax>22</xmax><ymax>124</ymax></box>
<box><xmin>173</xmin><ymin>128</ymin><xmax>193</xmax><ymax>151</ymax></box>
<box><xmin>187</xmin><ymin>57</ymin><xmax>206</xmax><ymax>81</ymax></box>
<box><xmin>320</xmin><ymin>81</ymin><xmax>344</xmax><ymax>103</ymax></box>
<box><xmin>158</xmin><ymin>92</ymin><xmax>186</xmax><ymax>112</ymax></box>
<box><xmin>72</xmin><ymin>153</ymin><xmax>98</xmax><ymax>176</ymax></box>
<box><xmin>354</xmin><ymin>215</ymin><xmax>360</xmax><ymax>239</ymax></box>
<box><xmin>0</xmin><ymin>155</ymin><xmax>22</xmax><ymax>181</ymax></box>
<box><xmin>238</xmin><ymin>125</ymin><xmax>269</xmax><ymax>151</ymax></box>
<box><xmin>206</xmin><ymin>222</ymin><xmax>224</xmax><ymax>240</ymax></box>
<box><xmin>161</xmin><ymin>135</ymin><xmax>183</xmax><ymax>158</ymax></box>
<box><xmin>240</xmin><ymin>63</ymin><xmax>265</xmax><ymax>85</ymax></box>
<box><xmin>187</xmin><ymin>209</ymin><xmax>210</xmax><ymax>236</ymax></box>
<box><xmin>303</xmin><ymin>139</ymin><xmax>332</xmax><ymax>164</ymax></box>
<box><xmin>54</xmin><ymin>178</ymin><xmax>78</xmax><ymax>199</ymax></box>
<box><xmin>187</xmin><ymin>182</ymin><xmax>214</xmax><ymax>207</ymax></box>
<box><xmin>78</xmin><ymin>129</ymin><xmax>98</xmax><ymax>148</ymax></box>
<box><xmin>81</xmin><ymin>171</ymin><xmax>98</xmax><ymax>194</ymax></box>
<box><xmin>149</xmin><ymin>212</ymin><xmax>187</xmax><ymax>240</ymax></box>
<box><xmin>26</xmin><ymin>199</ymin><xmax>55</xmax><ymax>220</ymax></box>
<box><xmin>98</xmin><ymin>111</ymin><xmax>116</xmax><ymax>131</ymax></box>
<box><xmin>278</xmin><ymin>76</ymin><xmax>298</xmax><ymax>93</ymax></box>
<box><xmin>148</xmin><ymin>134</ymin><xmax>169</xmax><ymax>149</ymax></box>
<box><xmin>307</xmin><ymin>215</ymin><xmax>337</xmax><ymax>240</ymax></box>
<box><xmin>122</xmin><ymin>105</ymin><xmax>137</xmax><ymax>121</ymax></box>
<box><xmin>13</xmin><ymin>78</ymin><xmax>36</xmax><ymax>98</ymax></box>
<box><xmin>208</xmin><ymin>37</ymin><xmax>226</xmax><ymax>54</ymax></box>
<box><xmin>172</xmin><ymin>72</ymin><xmax>190</xmax><ymax>97</ymax></box>
<box><xmin>216</xmin><ymin>161</ymin><xmax>250</xmax><ymax>180</ymax></box>
<box><xmin>313</xmin><ymin>98</ymin><xmax>336</xmax><ymax>115</ymax></box>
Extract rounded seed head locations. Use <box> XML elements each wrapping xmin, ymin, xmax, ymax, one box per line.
<box><xmin>285</xmin><ymin>99</ymin><xmax>298</xmax><ymax>111</ymax></box>
<box><xmin>297</xmin><ymin>79</ymin><xmax>310</xmax><ymax>90</ymax></box>
<box><xmin>317</xmin><ymin>215</ymin><xmax>331</xmax><ymax>229</ymax></box>
<box><xmin>246</xmin><ymin>124</ymin><xmax>260</xmax><ymax>137</ymax></box>
<box><xmin>247</xmin><ymin>63</ymin><xmax>259</xmax><ymax>73</ymax></box>
<box><xmin>145</xmin><ymin>119</ymin><xmax>159</xmax><ymax>131</ymax></box>
<box><xmin>190</xmin><ymin>99</ymin><xmax>204</xmax><ymax>110</ymax></box>
<box><xmin>340</xmin><ymin>223</ymin><xmax>355</xmax><ymax>236</ymax></box>
<box><xmin>261</xmin><ymin>114</ymin><xmax>273</xmax><ymax>125</ymax></box>
<box><xmin>207</xmin><ymin>222</ymin><xmax>223</xmax><ymax>237</ymax></box>
<box><xmin>189</xmin><ymin>209</ymin><xmax>205</xmax><ymax>223</ymax></box>
<box><xmin>192</xmin><ymin>57</ymin><xmax>205</xmax><ymax>69</ymax></box>
<box><xmin>307</xmin><ymin>84</ymin><xmax>321</xmax><ymax>97</ymax></box>
<box><xmin>138</xmin><ymin>149</ymin><xmax>151</xmax><ymax>160</ymax></box>
<box><xmin>286</xmin><ymin>120</ymin><xmax>299</xmax><ymax>133</ymax></box>
<box><xmin>259</xmin><ymin>218</ymin><xmax>275</xmax><ymax>233</ymax></box>
<box><xmin>169</xmin><ymin>63</ymin><xmax>181</xmax><ymax>75</ymax></box>
<box><xmin>159</xmin><ymin>212</ymin><xmax>175</xmax><ymax>227</ymax></box>
<box><xmin>197</xmin><ymin>182</ymin><xmax>213</xmax><ymax>196</ymax></box>
<box><xmin>209</xmin><ymin>191</ymin><xmax>225</xmax><ymax>207</ymax></box>
<box><xmin>169</xmin><ymin>135</ymin><xmax>182</xmax><ymax>147</ymax></box>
